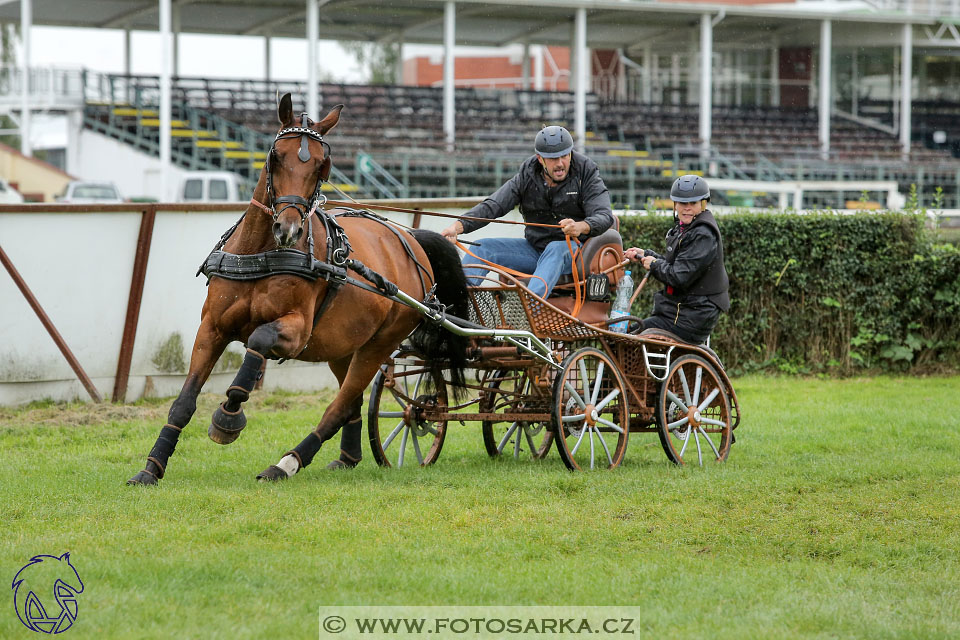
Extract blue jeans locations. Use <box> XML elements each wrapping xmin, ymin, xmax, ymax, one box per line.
<box><xmin>462</xmin><ymin>237</ymin><xmax>580</xmax><ymax>298</ymax></box>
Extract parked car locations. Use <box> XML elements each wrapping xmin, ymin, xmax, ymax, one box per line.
<box><xmin>57</xmin><ymin>181</ymin><xmax>124</xmax><ymax>203</ymax></box>
<box><xmin>178</xmin><ymin>171</ymin><xmax>241</xmax><ymax>202</ymax></box>
<box><xmin>0</xmin><ymin>177</ymin><xmax>25</xmax><ymax>204</ymax></box>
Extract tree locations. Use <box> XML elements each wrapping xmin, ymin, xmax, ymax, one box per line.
<box><xmin>339</xmin><ymin>41</ymin><xmax>400</xmax><ymax>85</ymax></box>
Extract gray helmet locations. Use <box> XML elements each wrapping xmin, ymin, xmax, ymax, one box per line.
<box><xmin>670</xmin><ymin>175</ymin><xmax>710</xmax><ymax>202</ymax></box>
<box><xmin>535</xmin><ymin>126</ymin><xmax>574</xmax><ymax>158</ymax></box>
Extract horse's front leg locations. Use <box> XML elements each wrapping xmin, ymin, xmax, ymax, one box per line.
<box><xmin>128</xmin><ymin>320</ymin><xmax>227</xmax><ymax>486</ymax></box>
<box><xmin>208</xmin><ymin>315</ymin><xmax>307</xmax><ymax>445</ymax></box>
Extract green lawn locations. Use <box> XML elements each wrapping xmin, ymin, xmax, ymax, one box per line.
<box><xmin>1</xmin><ymin>376</ymin><xmax>958</xmax><ymax>639</ymax></box>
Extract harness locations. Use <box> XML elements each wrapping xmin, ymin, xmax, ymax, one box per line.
<box><xmin>196</xmin><ymin>116</ymin><xmax>435</xmax><ymax>356</ymax></box>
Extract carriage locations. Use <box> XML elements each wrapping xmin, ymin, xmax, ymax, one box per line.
<box><xmin>364</xmin><ymin>229</ymin><xmax>741</xmax><ymax>472</ymax></box>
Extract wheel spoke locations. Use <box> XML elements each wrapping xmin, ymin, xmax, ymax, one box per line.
<box><xmin>589</xmin><ymin>427</ymin><xmax>596</xmax><ymax>469</ymax></box>
<box><xmin>596</xmin><ymin>417</ymin><xmax>624</xmax><ymax>434</ymax></box>
<box><xmin>700</xmin><ymin>417</ymin><xmax>727</xmax><ymax>427</ymax></box>
<box><xmin>397</xmin><ymin>425</ymin><xmax>409</xmax><ymax>466</ymax></box>
<box><xmin>578</xmin><ymin>358</ymin><xmax>590</xmax><ymax>401</ymax></box>
<box><xmin>693</xmin><ymin>366</ymin><xmax>703</xmax><ymax>406</ymax></box>
<box><xmin>698</xmin><ymin>426</ymin><xmax>722</xmax><ymax>459</ymax></box>
<box><xmin>596</xmin><ymin>427</ymin><xmax>614</xmax><ymax>466</ymax></box>
<box><xmin>595</xmin><ymin>387</ymin><xmax>621</xmax><ymax>412</ymax></box>
<box><xmin>666</xmin><ymin>390</ymin><xmax>689</xmax><ymax>412</ymax></box>
<box><xmin>679</xmin><ymin>425</ymin><xmax>692</xmax><ymax>457</ymax></box>
<box><xmin>523</xmin><ymin>424</ymin><xmax>539</xmax><ymax>453</ymax></box>
<box><xmin>697</xmin><ymin>388</ymin><xmax>720</xmax><ymax>413</ymax></box>
<box><xmin>694</xmin><ymin>427</ymin><xmax>703</xmax><ymax>465</ymax></box>
<box><xmin>591</xmin><ymin>361</ymin><xmax>605</xmax><ymax>404</ymax></box>
<box><xmin>411</xmin><ymin>431</ymin><xmax>424</xmax><ymax>465</ymax></box>
<box><xmin>513</xmin><ymin>425</ymin><xmax>522</xmax><ymax>458</ymax></box>
<box><xmin>378</xmin><ymin>411</ymin><xmax>404</xmax><ymax>418</ymax></box>
<box><xmin>570</xmin><ymin>426</ymin><xmax>588</xmax><ymax>455</ymax></box>
<box><xmin>497</xmin><ymin>421</ymin><xmax>520</xmax><ymax>454</ymax></box>
<box><xmin>562</xmin><ymin>413</ymin><xmax>586</xmax><ymax>423</ymax></box>
<box><xmin>668</xmin><ymin>416</ymin><xmax>689</xmax><ymax>430</ymax></box>
<box><xmin>679</xmin><ymin>368</ymin><xmax>692</xmax><ymax>405</ymax></box>
<box><xmin>383</xmin><ymin>421</ymin><xmax>405</xmax><ymax>449</ymax></box>
<box><xmin>564</xmin><ymin>381</ymin><xmax>586</xmax><ymax>409</ymax></box>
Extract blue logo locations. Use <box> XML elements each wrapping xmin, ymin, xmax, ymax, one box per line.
<box><xmin>11</xmin><ymin>552</ymin><xmax>84</xmax><ymax>634</ymax></box>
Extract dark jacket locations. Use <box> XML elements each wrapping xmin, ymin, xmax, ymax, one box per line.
<box><xmin>459</xmin><ymin>152</ymin><xmax>614</xmax><ymax>252</ymax></box>
<box><xmin>644</xmin><ymin>209</ymin><xmax>729</xmax><ymax>343</ymax></box>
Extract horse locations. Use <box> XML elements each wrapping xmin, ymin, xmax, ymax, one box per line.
<box><xmin>128</xmin><ymin>93</ymin><xmax>468</xmax><ymax>485</ymax></box>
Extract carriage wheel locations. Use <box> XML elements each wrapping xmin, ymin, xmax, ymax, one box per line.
<box><xmin>655</xmin><ymin>354</ymin><xmax>732</xmax><ymax>466</ymax></box>
<box><xmin>551</xmin><ymin>347</ymin><xmax>629</xmax><ymax>471</ymax></box>
<box><xmin>367</xmin><ymin>349</ymin><xmax>447</xmax><ymax>467</ymax></box>
<box><xmin>481</xmin><ymin>370</ymin><xmax>553</xmax><ymax>460</ymax></box>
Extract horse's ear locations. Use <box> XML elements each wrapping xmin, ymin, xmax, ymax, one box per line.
<box><xmin>278</xmin><ymin>93</ymin><xmax>294</xmax><ymax>128</ymax></box>
<box><xmin>316</xmin><ymin>104</ymin><xmax>344</xmax><ymax>135</ymax></box>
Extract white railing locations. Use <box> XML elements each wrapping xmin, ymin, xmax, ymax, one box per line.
<box><xmin>0</xmin><ymin>66</ymin><xmax>87</xmax><ymax>111</ymax></box>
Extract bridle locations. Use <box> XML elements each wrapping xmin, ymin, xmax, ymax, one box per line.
<box><xmin>254</xmin><ymin>112</ymin><xmax>330</xmax><ymax>228</ymax></box>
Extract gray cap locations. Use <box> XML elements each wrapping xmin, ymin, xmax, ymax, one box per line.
<box><xmin>670</xmin><ymin>175</ymin><xmax>710</xmax><ymax>202</ymax></box>
<box><xmin>535</xmin><ymin>126</ymin><xmax>574</xmax><ymax>158</ymax></box>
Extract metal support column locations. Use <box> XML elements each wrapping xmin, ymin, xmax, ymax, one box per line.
<box><xmin>900</xmin><ymin>23</ymin><xmax>913</xmax><ymax>157</ymax></box>
<box><xmin>819</xmin><ymin>19</ymin><xmax>832</xmax><ymax>160</ymax></box>
<box><xmin>307</xmin><ymin>0</ymin><xmax>319</xmax><ymax>119</ymax></box>
<box><xmin>699</xmin><ymin>13</ymin><xmax>713</xmax><ymax>156</ymax></box>
<box><xmin>574</xmin><ymin>8</ymin><xmax>587</xmax><ymax>153</ymax></box>
<box><xmin>159</xmin><ymin>0</ymin><xmax>172</xmax><ymax>201</ymax></box>
<box><xmin>19</xmin><ymin>0</ymin><xmax>31</xmax><ymax>157</ymax></box>
<box><xmin>443</xmin><ymin>1</ymin><xmax>456</xmax><ymax>151</ymax></box>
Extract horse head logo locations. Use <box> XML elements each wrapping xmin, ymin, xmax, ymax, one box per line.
<box><xmin>11</xmin><ymin>552</ymin><xmax>84</xmax><ymax>634</ymax></box>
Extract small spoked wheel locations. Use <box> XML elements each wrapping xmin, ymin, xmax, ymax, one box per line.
<box><xmin>551</xmin><ymin>347</ymin><xmax>629</xmax><ymax>471</ymax></box>
<box><xmin>367</xmin><ymin>349</ymin><xmax>447</xmax><ymax>467</ymax></box>
<box><xmin>655</xmin><ymin>354</ymin><xmax>732</xmax><ymax>465</ymax></box>
<box><xmin>481</xmin><ymin>370</ymin><xmax>553</xmax><ymax>460</ymax></box>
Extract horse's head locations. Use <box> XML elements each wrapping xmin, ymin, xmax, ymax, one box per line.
<box><xmin>265</xmin><ymin>93</ymin><xmax>343</xmax><ymax>248</ymax></box>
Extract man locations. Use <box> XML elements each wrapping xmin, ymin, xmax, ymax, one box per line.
<box><xmin>624</xmin><ymin>175</ymin><xmax>729</xmax><ymax>344</ymax></box>
<box><xmin>441</xmin><ymin>125</ymin><xmax>614</xmax><ymax>298</ymax></box>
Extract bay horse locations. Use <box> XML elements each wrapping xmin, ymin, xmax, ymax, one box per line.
<box><xmin>128</xmin><ymin>93</ymin><xmax>468</xmax><ymax>485</ymax></box>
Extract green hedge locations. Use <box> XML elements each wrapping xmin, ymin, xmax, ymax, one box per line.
<box><xmin>618</xmin><ymin>211</ymin><xmax>960</xmax><ymax>375</ymax></box>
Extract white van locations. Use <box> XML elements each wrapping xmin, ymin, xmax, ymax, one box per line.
<box><xmin>178</xmin><ymin>171</ymin><xmax>242</xmax><ymax>202</ymax></box>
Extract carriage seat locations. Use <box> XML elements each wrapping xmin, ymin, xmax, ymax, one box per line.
<box><xmin>638</xmin><ymin>328</ymin><xmax>723</xmax><ymax>368</ymax></box>
<box><xmin>545</xmin><ymin>220</ymin><xmax>624</xmax><ymax>325</ymax></box>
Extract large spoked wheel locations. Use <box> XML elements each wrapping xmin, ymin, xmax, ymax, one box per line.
<box><xmin>368</xmin><ymin>349</ymin><xmax>447</xmax><ymax>467</ymax></box>
<box><xmin>481</xmin><ymin>370</ymin><xmax>553</xmax><ymax>460</ymax></box>
<box><xmin>656</xmin><ymin>354</ymin><xmax>732</xmax><ymax>465</ymax></box>
<box><xmin>551</xmin><ymin>347</ymin><xmax>629</xmax><ymax>471</ymax></box>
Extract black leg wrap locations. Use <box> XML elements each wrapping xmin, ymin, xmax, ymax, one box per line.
<box><xmin>292</xmin><ymin>432</ymin><xmax>324</xmax><ymax>469</ymax></box>
<box><xmin>326</xmin><ymin>419</ymin><xmax>363</xmax><ymax>470</ymax></box>
<box><xmin>128</xmin><ymin>425</ymin><xmax>180</xmax><ymax>486</ymax></box>
<box><xmin>234</xmin><ymin>349</ymin><xmax>266</xmax><ymax>391</ymax></box>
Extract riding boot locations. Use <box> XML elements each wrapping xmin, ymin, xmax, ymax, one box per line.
<box><xmin>326</xmin><ymin>418</ymin><xmax>363</xmax><ymax>469</ymax></box>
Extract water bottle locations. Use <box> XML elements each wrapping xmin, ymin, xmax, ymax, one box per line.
<box><xmin>609</xmin><ymin>270</ymin><xmax>634</xmax><ymax>333</ymax></box>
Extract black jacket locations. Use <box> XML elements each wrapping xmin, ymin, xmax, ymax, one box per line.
<box><xmin>459</xmin><ymin>152</ymin><xmax>614</xmax><ymax>252</ymax></box>
<box><xmin>644</xmin><ymin>209</ymin><xmax>729</xmax><ymax>343</ymax></box>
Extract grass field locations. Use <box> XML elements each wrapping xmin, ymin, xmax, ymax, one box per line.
<box><xmin>2</xmin><ymin>375</ymin><xmax>959</xmax><ymax>639</ymax></box>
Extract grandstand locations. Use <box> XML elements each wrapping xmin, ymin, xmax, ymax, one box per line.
<box><xmin>80</xmin><ymin>72</ymin><xmax>960</xmax><ymax>210</ymax></box>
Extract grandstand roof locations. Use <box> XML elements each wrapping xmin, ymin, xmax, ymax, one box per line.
<box><xmin>0</xmin><ymin>0</ymin><xmax>940</xmax><ymax>49</ymax></box>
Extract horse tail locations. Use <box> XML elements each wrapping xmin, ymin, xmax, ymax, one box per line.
<box><xmin>407</xmin><ymin>229</ymin><xmax>470</xmax><ymax>401</ymax></box>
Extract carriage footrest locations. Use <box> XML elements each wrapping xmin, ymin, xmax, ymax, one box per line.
<box><xmin>642</xmin><ymin>343</ymin><xmax>675</xmax><ymax>382</ymax></box>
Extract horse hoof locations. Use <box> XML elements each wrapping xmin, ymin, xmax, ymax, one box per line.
<box><xmin>256</xmin><ymin>465</ymin><xmax>289</xmax><ymax>482</ymax></box>
<box><xmin>127</xmin><ymin>470</ymin><xmax>159</xmax><ymax>486</ymax></box>
<box><xmin>325</xmin><ymin>458</ymin><xmax>359</xmax><ymax>470</ymax></box>
<box><xmin>209</xmin><ymin>403</ymin><xmax>246</xmax><ymax>445</ymax></box>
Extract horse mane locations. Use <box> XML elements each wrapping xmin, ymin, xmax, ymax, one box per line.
<box><xmin>408</xmin><ymin>229</ymin><xmax>470</xmax><ymax>400</ymax></box>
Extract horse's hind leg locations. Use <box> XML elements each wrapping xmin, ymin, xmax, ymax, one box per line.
<box><xmin>128</xmin><ymin>321</ymin><xmax>226</xmax><ymax>486</ymax></box>
<box><xmin>257</xmin><ymin>350</ymin><xmax>385</xmax><ymax>481</ymax></box>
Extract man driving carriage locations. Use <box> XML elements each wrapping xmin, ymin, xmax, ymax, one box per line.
<box><xmin>624</xmin><ymin>175</ymin><xmax>730</xmax><ymax>344</ymax></box>
<box><xmin>441</xmin><ymin>125</ymin><xmax>615</xmax><ymax>298</ymax></box>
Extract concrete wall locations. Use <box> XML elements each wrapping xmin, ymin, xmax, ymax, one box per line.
<box><xmin>0</xmin><ymin>200</ymin><xmax>520</xmax><ymax>406</ymax></box>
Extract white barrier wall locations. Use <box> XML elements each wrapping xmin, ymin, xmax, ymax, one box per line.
<box><xmin>0</xmin><ymin>203</ymin><xmax>521</xmax><ymax>406</ymax></box>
